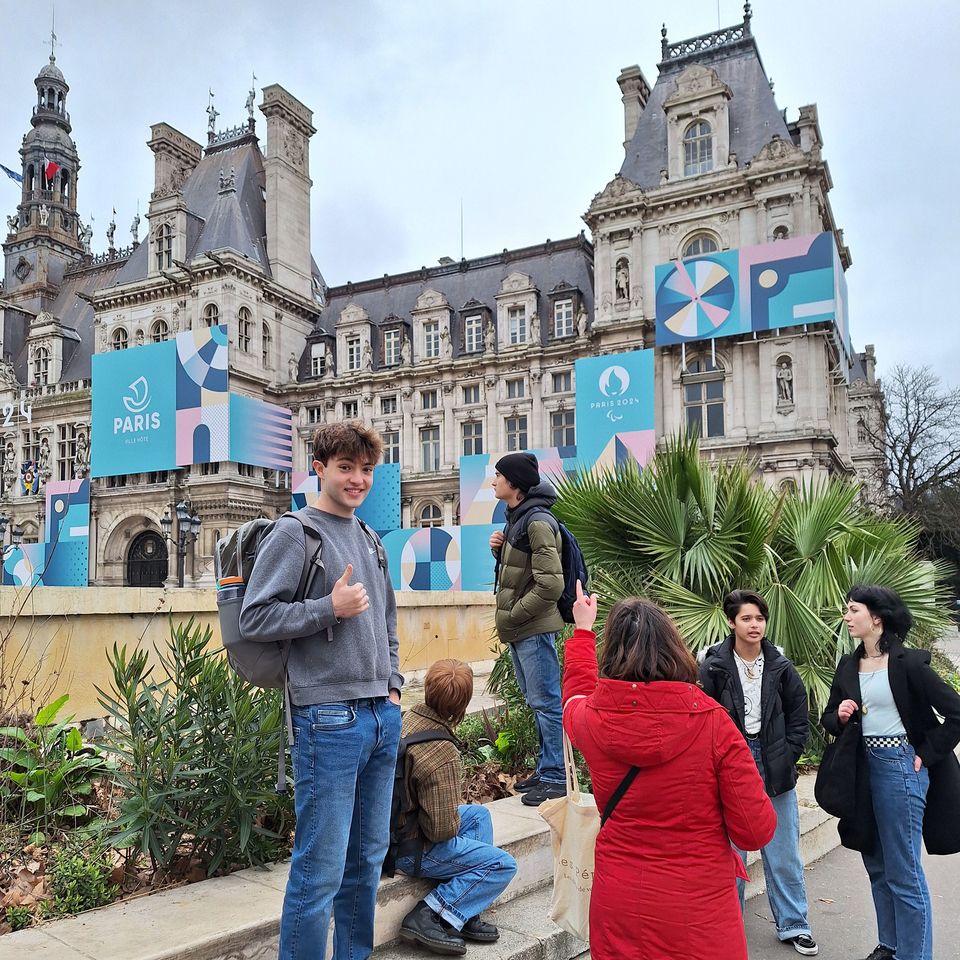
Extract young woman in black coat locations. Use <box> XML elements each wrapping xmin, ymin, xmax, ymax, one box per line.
<box><xmin>821</xmin><ymin>585</ymin><xmax>960</xmax><ymax>960</ymax></box>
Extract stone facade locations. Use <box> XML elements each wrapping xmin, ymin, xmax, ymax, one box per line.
<box><xmin>0</xmin><ymin>10</ymin><xmax>885</xmax><ymax>587</ymax></box>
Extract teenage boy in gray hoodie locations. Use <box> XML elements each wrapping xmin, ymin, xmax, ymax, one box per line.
<box><xmin>240</xmin><ymin>422</ymin><xmax>403</xmax><ymax>960</ymax></box>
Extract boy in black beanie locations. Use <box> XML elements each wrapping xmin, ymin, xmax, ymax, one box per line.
<box><xmin>489</xmin><ymin>452</ymin><xmax>566</xmax><ymax>805</ymax></box>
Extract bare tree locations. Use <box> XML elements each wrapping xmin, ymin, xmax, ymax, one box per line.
<box><xmin>870</xmin><ymin>365</ymin><xmax>960</xmax><ymax>549</ymax></box>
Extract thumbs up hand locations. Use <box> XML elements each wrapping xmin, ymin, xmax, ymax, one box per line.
<box><xmin>572</xmin><ymin>579</ymin><xmax>598</xmax><ymax>631</ymax></box>
<box><xmin>331</xmin><ymin>564</ymin><xmax>369</xmax><ymax>619</ymax></box>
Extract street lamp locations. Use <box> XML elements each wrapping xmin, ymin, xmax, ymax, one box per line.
<box><xmin>160</xmin><ymin>498</ymin><xmax>202</xmax><ymax>587</ymax></box>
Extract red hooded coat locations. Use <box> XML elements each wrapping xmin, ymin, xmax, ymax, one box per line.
<box><xmin>562</xmin><ymin>629</ymin><xmax>777</xmax><ymax>960</ymax></box>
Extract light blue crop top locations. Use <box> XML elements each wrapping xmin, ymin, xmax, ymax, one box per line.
<box><xmin>859</xmin><ymin>668</ymin><xmax>907</xmax><ymax>738</ymax></box>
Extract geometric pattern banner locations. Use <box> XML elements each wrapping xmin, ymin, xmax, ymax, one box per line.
<box><xmin>654</xmin><ymin>233</ymin><xmax>850</xmax><ymax>364</ymax></box>
<box><xmin>574</xmin><ymin>349</ymin><xmax>656</xmax><ymax>472</ymax></box>
<box><xmin>92</xmin><ymin>325</ymin><xmax>294</xmax><ymax>477</ymax></box>
<box><xmin>230</xmin><ymin>394</ymin><xmax>293</xmax><ymax>471</ymax></box>
<box><xmin>176</xmin><ymin>324</ymin><xmax>229</xmax><ymax>466</ymax></box>
<box><xmin>381</xmin><ymin>526</ymin><xmax>463</xmax><ymax>592</ymax></box>
<box><xmin>1</xmin><ymin>478</ymin><xmax>90</xmax><ymax>586</ymax></box>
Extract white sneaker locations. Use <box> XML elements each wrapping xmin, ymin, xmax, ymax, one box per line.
<box><xmin>789</xmin><ymin>934</ymin><xmax>819</xmax><ymax>956</ymax></box>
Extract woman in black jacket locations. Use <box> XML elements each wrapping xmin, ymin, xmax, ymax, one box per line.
<box><xmin>821</xmin><ymin>585</ymin><xmax>960</xmax><ymax>960</ymax></box>
<box><xmin>699</xmin><ymin>590</ymin><xmax>818</xmax><ymax>956</ymax></box>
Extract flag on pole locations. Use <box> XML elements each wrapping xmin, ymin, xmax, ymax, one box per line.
<box><xmin>1</xmin><ymin>164</ymin><xmax>22</xmax><ymax>184</ymax></box>
<box><xmin>43</xmin><ymin>157</ymin><xmax>60</xmax><ymax>181</ymax></box>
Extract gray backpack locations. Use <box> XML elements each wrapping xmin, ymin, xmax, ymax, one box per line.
<box><xmin>214</xmin><ymin>510</ymin><xmax>385</xmax><ymax>791</ymax></box>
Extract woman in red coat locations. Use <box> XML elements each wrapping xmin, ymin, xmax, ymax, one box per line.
<box><xmin>563</xmin><ymin>584</ymin><xmax>777</xmax><ymax>960</ymax></box>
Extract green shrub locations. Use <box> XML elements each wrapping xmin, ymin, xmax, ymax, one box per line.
<box><xmin>49</xmin><ymin>839</ymin><xmax>118</xmax><ymax>916</ymax></box>
<box><xmin>4</xmin><ymin>904</ymin><xmax>32</xmax><ymax>930</ymax></box>
<box><xmin>0</xmin><ymin>694</ymin><xmax>109</xmax><ymax>839</ymax></box>
<box><xmin>97</xmin><ymin>619</ymin><xmax>295</xmax><ymax>878</ymax></box>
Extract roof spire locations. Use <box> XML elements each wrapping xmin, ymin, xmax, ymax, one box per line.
<box><xmin>48</xmin><ymin>4</ymin><xmax>59</xmax><ymax>62</ymax></box>
<box><xmin>661</xmin><ymin>22</ymin><xmax>668</xmax><ymax>58</ymax></box>
<box><xmin>743</xmin><ymin>2</ymin><xmax>753</xmax><ymax>33</ymax></box>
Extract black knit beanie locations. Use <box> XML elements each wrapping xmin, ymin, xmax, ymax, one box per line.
<box><xmin>495</xmin><ymin>452</ymin><xmax>540</xmax><ymax>493</ymax></box>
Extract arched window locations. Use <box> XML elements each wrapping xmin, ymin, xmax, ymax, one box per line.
<box><xmin>683</xmin><ymin>120</ymin><xmax>714</xmax><ymax>176</ymax></box>
<box><xmin>155</xmin><ymin>223</ymin><xmax>172</xmax><ymax>271</ymax></box>
<box><xmin>772</xmin><ymin>225</ymin><xmax>790</xmax><ymax>241</ymax></box>
<box><xmin>60</xmin><ymin>170</ymin><xmax>70</xmax><ymax>202</ymax></box>
<box><xmin>682</xmin><ymin>234</ymin><xmax>719</xmax><ymax>257</ymax></box>
<box><xmin>418</xmin><ymin>502</ymin><xmax>443</xmax><ymax>528</ymax></box>
<box><xmin>112</xmin><ymin>327</ymin><xmax>129</xmax><ymax>351</ymax></box>
<box><xmin>262</xmin><ymin>322</ymin><xmax>272</xmax><ymax>367</ymax></box>
<box><xmin>237</xmin><ymin>307</ymin><xmax>252</xmax><ymax>352</ymax></box>
<box><xmin>203</xmin><ymin>303</ymin><xmax>220</xmax><ymax>328</ymax></box>
<box><xmin>151</xmin><ymin>318</ymin><xmax>169</xmax><ymax>342</ymax></box>
<box><xmin>26</xmin><ymin>164</ymin><xmax>35</xmax><ymax>193</ymax></box>
<box><xmin>33</xmin><ymin>346</ymin><xmax>50</xmax><ymax>385</ymax></box>
<box><xmin>682</xmin><ymin>355</ymin><xmax>724</xmax><ymax>438</ymax></box>
<box><xmin>779</xmin><ymin>478</ymin><xmax>798</xmax><ymax>495</ymax></box>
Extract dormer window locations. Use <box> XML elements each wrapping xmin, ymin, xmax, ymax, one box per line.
<box><xmin>383</xmin><ymin>328</ymin><xmax>401</xmax><ymax>366</ymax></box>
<box><xmin>683</xmin><ymin>120</ymin><xmax>714</xmax><ymax>176</ymax></box>
<box><xmin>33</xmin><ymin>346</ymin><xmax>50</xmax><ymax>385</ymax></box>
<box><xmin>155</xmin><ymin>223</ymin><xmax>173</xmax><ymax>271</ymax></box>
<box><xmin>508</xmin><ymin>306</ymin><xmax>527</xmax><ymax>345</ymax></box>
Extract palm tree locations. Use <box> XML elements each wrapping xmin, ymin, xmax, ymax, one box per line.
<box><xmin>554</xmin><ymin>433</ymin><xmax>951</xmax><ymax>719</ymax></box>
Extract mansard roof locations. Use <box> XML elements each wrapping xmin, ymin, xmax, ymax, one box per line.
<box><xmin>112</xmin><ymin>135</ymin><xmax>269</xmax><ymax>286</ymax></box>
<box><xmin>314</xmin><ymin>235</ymin><xmax>594</xmax><ymax>340</ymax></box>
<box><xmin>619</xmin><ymin>23</ymin><xmax>790</xmax><ymax>190</ymax></box>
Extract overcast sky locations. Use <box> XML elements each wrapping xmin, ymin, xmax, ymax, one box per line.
<box><xmin>1</xmin><ymin>1</ymin><xmax>957</xmax><ymax>381</ymax></box>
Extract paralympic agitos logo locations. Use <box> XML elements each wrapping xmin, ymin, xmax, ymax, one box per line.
<box><xmin>114</xmin><ymin>376</ymin><xmax>161</xmax><ymax>434</ymax></box>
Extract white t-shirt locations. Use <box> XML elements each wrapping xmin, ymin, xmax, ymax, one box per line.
<box><xmin>735</xmin><ymin>652</ymin><xmax>764</xmax><ymax>736</ymax></box>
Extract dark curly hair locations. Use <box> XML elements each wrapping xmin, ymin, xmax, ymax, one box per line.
<box><xmin>846</xmin><ymin>584</ymin><xmax>914</xmax><ymax>654</ymax></box>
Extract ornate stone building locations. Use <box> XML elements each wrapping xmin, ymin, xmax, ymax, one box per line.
<box><xmin>0</xmin><ymin>8</ymin><xmax>884</xmax><ymax>587</ymax></box>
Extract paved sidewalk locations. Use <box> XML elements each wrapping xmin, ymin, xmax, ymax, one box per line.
<box><xmin>744</xmin><ymin>842</ymin><xmax>960</xmax><ymax>959</ymax></box>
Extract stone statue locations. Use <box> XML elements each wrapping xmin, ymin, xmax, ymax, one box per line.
<box><xmin>6</xmin><ymin>214</ymin><xmax>18</xmax><ymax>233</ymax></box>
<box><xmin>441</xmin><ymin>329</ymin><xmax>453</xmax><ymax>360</ymax></box>
<box><xmin>529</xmin><ymin>311</ymin><xmax>540</xmax><ymax>345</ymax></box>
<box><xmin>615</xmin><ymin>258</ymin><xmax>630</xmax><ymax>302</ymax></box>
<box><xmin>106</xmin><ymin>215</ymin><xmax>116</xmax><ymax>249</ymax></box>
<box><xmin>206</xmin><ymin>91</ymin><xmax>219</xmax><ymax>135</ymax></box>
<box><xmin>79</xmin><ymin>220</ymin><xmax>93</xmax><ymax>254</ymax></box>
<box><xmin>74</xmin><ymin>431</ymin><xmax>89</xmax><ymax>479</ymax></box>
<box><xmin>136</xmin><ymin>329</ymin><xmax>145</xmax><ymax>347</ymax></box>
<box><xmin>362</xmin><ymin>341</ymin><xmax>374</xmax><ymax>370</ymax></box>
<box><xmin>576</xmin><ymin>303</ymin><xmax>588</xmax><ymax>339</ymax></box>
<box><xmin>2</xmin><ymin>441</ymin><xmax>17</xmax><ymax>499</ymax></box>
<box><xmin>0</xmin><ymin>358</ymin><xmax>17</xmax><ymax>387</ymax></box>
<box><xmin>37</xmin><ymin>436</ymin><xmax>51</xmax><ymax>486</ymax></box>
<box><xmin>399</xmin><ymin>333</ymin><xmax>412</xmax><ymax>366</ymax></box>
<box><xmin>484</xmin><ymin>319</ymin><xmax>496</xmax><ymax>354</ymax></box>
<box><xmin>130</xmin><ymin>211</ymin><xmax>140</xmax><ymax>244</ymax></box>
<box><xmin>777</xmin><ymin>361</ymin><xmax>794</xmax><ymax>403</ymax></box>
<box><xmin>38</xmin><ymin>204</ymin><xmax>50</xmax><ymax>227</ymax></box>
<box><xmin>246</xmin><ymin>87</ymin><xmax>256</xmax><ymax>122</ymax></box>
<box><xmin>288</xmin><ymin>353</ymin><xmax>299</xmax><ymax>381</ymax></box>
<box><xmin>324</xmin><ymin>344</ymin><xmax>335</xmax><ymax>377</ymax></box>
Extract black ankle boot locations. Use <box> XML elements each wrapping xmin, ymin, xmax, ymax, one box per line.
<box><xmin>461</xmin><ymin>915</ymin><xmax>500</xmax><ymax>942</ymax></box>
<box><xmin>399</xmin><ymin>901</ymin><xmax>467</xmax><ymax>956</ymax></box>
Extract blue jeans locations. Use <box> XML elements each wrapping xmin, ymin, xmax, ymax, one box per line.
<box><xmin>396</xmin><ymin>804</ymin><xmax>517</xmax><ymax>930</ymax></box>
<box><xmin>861</xmin><ymin>741</ymin><xmax>932</xmax><ymax>960</ymax></box>
<box><xmin>279</xmin><ymin>697</ymin><xmax>402</xmax><ymax>960</ymax></box>
<box><xmin>735</xmin><ymin>739</ymin><xmax>812</xmax><ymax>941</ymax></box>
<box><xmin>508</xmin><ymin>632</ymin><xmax>564</xmax><ymax>784</ymax></box>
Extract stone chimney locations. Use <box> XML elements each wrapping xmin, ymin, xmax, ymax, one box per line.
<box><xmin>260</xmin><ymin>85</ymin><xmax>316</xmax><ymax>301</ymax></box>
<box><xmin>617</xmin><ymin>65</ymin><xmax>651</xmax><ymax>149</ymax></box>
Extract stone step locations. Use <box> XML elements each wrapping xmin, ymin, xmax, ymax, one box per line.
<box><xmin>372</xmin><ymin>883</ymin><xmax>588</xmax><ymax>960</ymax></box>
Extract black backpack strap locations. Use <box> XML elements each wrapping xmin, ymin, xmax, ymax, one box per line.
<box><xmin>600</xmin><ymin>766</ymin><xmax>640</xmax><ymax>827</ymax></box>
<box><xmin>356</xmin><ymin>516</ymin><xmax>387</xmax><ymax>572</ymax></box>
<box><xmin>402</xmin><ymin>729</ymin><xmax>458</xmax><ymax>748</ymax></box>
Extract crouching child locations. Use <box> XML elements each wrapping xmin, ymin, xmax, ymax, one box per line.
<box><xmin>397</xmin><ymin>659</ymin><xmax>518</xmax><ymax>956</ymax></box>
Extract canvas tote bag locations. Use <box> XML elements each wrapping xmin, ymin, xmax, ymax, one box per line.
<box><xmin>538</xmin><ymin>730</ymin><xmax>598</xmax><ymax>942</ymax></box>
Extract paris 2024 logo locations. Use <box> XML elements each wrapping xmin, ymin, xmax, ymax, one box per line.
<box><xmin>593</xmin><ymin>365</ymin><xmax>640</xmax><ymax>423</ymax></box>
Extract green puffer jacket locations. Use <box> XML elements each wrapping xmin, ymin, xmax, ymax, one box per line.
<box><xmin>493</xmin><ymin>481</ymin><xmax>564</xmax><ymax>644</ymax></box>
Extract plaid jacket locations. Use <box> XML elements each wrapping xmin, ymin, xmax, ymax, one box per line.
<box><xmin>402</xmin><ymin>703</ymin><xmax>463</xmax><ymax>843</ymax></box>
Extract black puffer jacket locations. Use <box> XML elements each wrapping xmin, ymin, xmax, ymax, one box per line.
<box><xmin>699</xmin><ymin>636</ymin><xmax>808</xmax><ymax>798</ymax></box>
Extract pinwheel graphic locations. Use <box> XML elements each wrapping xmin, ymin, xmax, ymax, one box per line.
<box><xmin>657</xmin><ymin>258</ymin><xmax>735</xmax><ymax>339</ymax></box>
